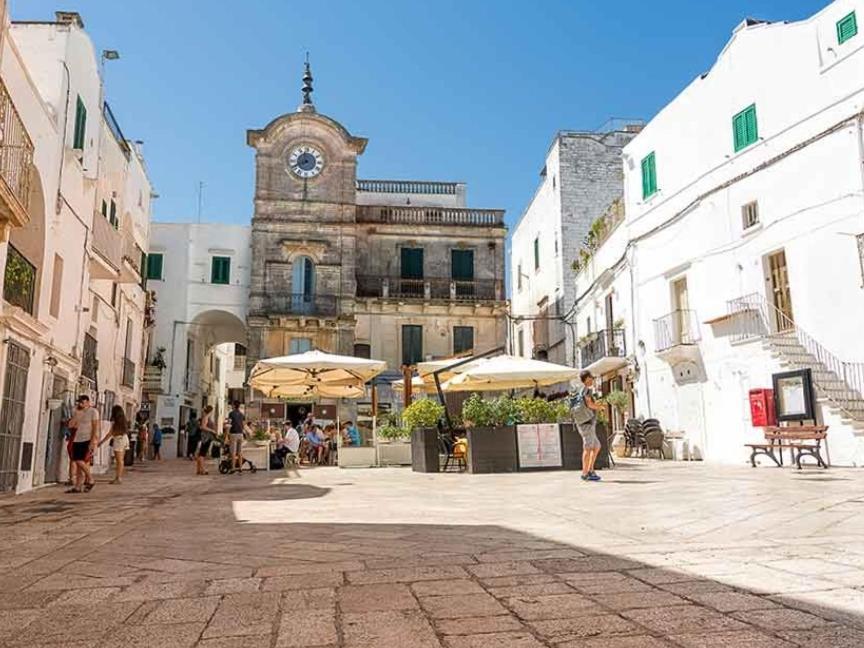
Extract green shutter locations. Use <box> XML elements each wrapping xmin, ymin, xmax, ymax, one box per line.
<box><xmin>733</xmin><ymin>105</ymin><xmax>758</xmax><ymax>152</ymax></box>
<box><xmin>641</xmin><ymin>152</ymin><xmax>657</xmax><ymax>199</ymax></box>
<box><xmin>451</xmin><ymin>249</ymin><xmax>474</xmax><ymax>281</ymax></box>
<box><xmin>402</xmin><ymin>325</ymin><xmax>423</xmax><ymax>365</ymax></box>
<box><xmin>533</xmin><ymin>238</ymin><xmax>540</xmax><ymax>270</ymax></box>
<box><xmin>400</xmin><ymin>248</ymin><xmax>423</xmax><ymax>279</ymax></box>
<box><xmin>211</xmin><ymin>256</ymin><xmax>230</xmax><ymax>284</ymax></box>
<box><xmin>73</xmin><ymin>96</ymin><xmax>87</xmax><ymax>149</ymax></box>
<box><xmin>837</xmin><ymin>11</ymin><xmax>858</xmax><ymax>44</ymax></box>
<box><xmin>453</xmin><ymin>326</ymin><xmax>474</xmax><ymax>354</ymax></box>
<box><xmin>146</xmin><ymin>253</ymin><xmax>163</xmax><ymax>280</ymax></box>
<box><xmin>109</xmin><ymin>200</ymin><xmax>118</xmax><ymax>229</ymax></box>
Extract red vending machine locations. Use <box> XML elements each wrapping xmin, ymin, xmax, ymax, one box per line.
<box><xmin>749</xmin><ymin>388</ymin><xmax>776</xmax><ymax>427</ymax></box>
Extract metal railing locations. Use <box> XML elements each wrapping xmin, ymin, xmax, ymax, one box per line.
<box><xmin>253</xmin><ymin>293</ymin><xmax>339</xmax><ymax>317</ymax></box>
<box><xmin>356</xmin><ymin>205</ymin><xmax>505</xmax><ymax>227</ymax></box>
<box><xmin>81</xmin><ymin>333</ymin><xmax>98</xmax><ymax>381</ymax></box>
<box><xmin>356</xmin><ymin>179</ymin><xmax>458</xmax><ymax>195</ymax></box>
<box><xmin>653</xmin><ymin>310</ymin><xmax>700</xmax><ymax>353</ymax></box>
<box><xmin>103</xmin><ymin>102</ymin><xmax>131</xmax><ymax>159</ymax></box>
<box><xmin>121</xmin><ymin>358</ymin><xmax>135</xmax><ymax>387</ymax></box>
<box><xmin>2</xmin><ymin>245</ymin><xmax>36</xmax><ymax>314</ymax></box>
<box><xmin>0</xmin><ymin>79</ymin><xmax>34</xmax><ymax>216</ymax></box>
<box><xmin>122</xmin><ymin>237</ymin><xmax>144</xmax><ymax>276</ymax></box>
<box><xmin>579</xmin><ymin>329</ymin><xmax>626</xmax><ymax>368</ymax></box>
<box><xmin>356</xmin><ymin>275</ymin><xmax>502</xmax><ymax>301</ymax></box>
<box><xmin>728</xmin><ymin>293</ymin><xmax>864</xmax><ymax>401</ymax></box>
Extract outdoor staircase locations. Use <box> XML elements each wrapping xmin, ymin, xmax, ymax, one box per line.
<box><xmin>765</xmin><ymin>332</ymin><xmax>864</xmax><ymax>425</ymax></box>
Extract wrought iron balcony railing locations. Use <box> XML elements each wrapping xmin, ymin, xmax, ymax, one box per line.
<box><xmin>356</xmin><ymin>275</ymin><xmax>503</xmax><ymax>302</ymax></box>
<box><xmin>0</xmin><ymin>79</ymin><xmax>34</xmax><ymax>227</ymax></box>
<box><xmin>579</xmin><ymin>329</ymin><xmax>626</xmax><ymax>368</ymax></box>
<box><xmin>356</xmin><ymin>205</ymin><xmax>505</xmax><ymax>227</ymax></box>
<box><xmin>653</xmin><ymin>310</ymin><xmax>700</xmax><ymax>353</ymax></box>
<box><xmin>81</xmin><ymin>333</ymin><xmax>98</xmax><ymax>381</ymax></box>
<box><xmin>121</xmin><ymin>358</ymin><xmax>136</xmax><ymax>388</ymax></box>
<box><xmin>2</xmin><ymin>244</ymin><xmax>36</xmax><ymax>315</ymax></box>
<box><xmin>251</xmin><ymin>293</ymin><xmax>339</xmax><ymax>317</ymax></box>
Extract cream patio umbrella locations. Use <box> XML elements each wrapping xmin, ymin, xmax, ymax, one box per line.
<box><xmin>439</xmin><ymin>354</ymin><xmax>580</xmax><ymax>392</ymax></box>
<box><xmin>248</xmin><ymin>350</ymin><xmax>387</xmax><ymax>398</ymax></box>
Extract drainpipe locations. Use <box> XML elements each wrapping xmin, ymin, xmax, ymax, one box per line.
<box><xmin>629</xmin><ymin>244</ymin><xmax>652</xmax><ymax>417</ymax></box>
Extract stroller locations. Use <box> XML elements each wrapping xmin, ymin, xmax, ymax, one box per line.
<box><xmin>216</xmin><ymin>438</ymin><xmax>257</xmax><ymax>474</ymax></box>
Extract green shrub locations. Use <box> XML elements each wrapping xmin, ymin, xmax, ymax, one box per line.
<box><xmin>462</xmin><ymin>394</ymin><xmax>520</xmax><ymax>427</ymax></box>
<box><xmin>377</xmin><ymin>425</ymin><xmax>411</xmax><ymax>441</ymax></box>
<box><xmin>605</xmin><ymin>390</ymin><xmax>630</xmax><ymax>416</ymax></box>
<box><xmin>516</xmin><ymin>397</ymin><xmax>570</xmax><ymax>424</ymax></box>
<box><xmin>401</xmin><ymin>398</ymin><xmax>445</xmax><ymax>430</ymax></box>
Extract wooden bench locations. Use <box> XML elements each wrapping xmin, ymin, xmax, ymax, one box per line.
<box><xmin>745</xmin><ymin>425</ymin><xmax>829</xmax><ymax>469</ymax></box>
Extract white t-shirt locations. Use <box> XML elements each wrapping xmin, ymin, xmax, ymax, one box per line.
<box><xmin>71</xmin><ymin>406</ymin><xmax>100</xmax><ymax>443</ymax></box>
<box><xmin>284</xmin><ymin>427</ymin><xmax>300</xmax><ymax>453</ymax></box>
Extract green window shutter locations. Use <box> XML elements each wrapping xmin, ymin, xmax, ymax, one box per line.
<box><xmin>453</xmin><ymin>326</ymin><xmax>474</xmax><ymax>354</ymax></box>
<box><xmin>101</xmin><ymin>200</ymin><xmax>108</xmax><ymax>219</ymax></box>
<box><xmin>211</xmin><ymin>256</ymin><xmax>230</xmax><ymax>284</ymax></box>
<box><xmin>733</xmin><ymin>105</ymin><xmax>758</xmax><ymax>152</ymax></box>
<box><xmin>533</xmin><ymin>238</ymin><xmax>540</xmax><ymax>270</ymax></box>
<box><xmin>400</xmin><ymin>248</ymin><xmax>423</xmax><ymax>279</ymax></box>
<box><xmin>146</xmin><ymin>253</ymin><xmax>163</xmax><ymax>280</ymax></box>
<box><xmin>109</xmin><ymin>200</ymin><xmax>118</xmax><ymax>229</ymax></box>
<box><xmin>73</xmin><ymin>96</ymin><xmax>87</xmax><ymax>149</ymax></box>
<box><xmin>451</xmin><ymin>249</ymin><xmax>474</xmax><ymax>281</ymax></box>
<box><xmin>641</xmin><ymin>152</ymin><xmax>657</xmax><ymax>199</ymax></box>
<box><xmin>402</xmin><ymin>325</ymin><xmax>423</xmax><ymax>365</ymax></box>
<box><xmin>837</xmin><ymin>11</ymin><xmax>858</xmax><ymax>44</ymax></box>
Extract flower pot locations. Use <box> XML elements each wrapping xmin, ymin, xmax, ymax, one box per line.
<box><xmin>466</xmin><ymin>426</ymin><xmax>518</xmax><ymax>474</ymax></box>
<box><xmin>411</xmin><ymin>428</ymin><xmax>440</xmax><ymax>473</ymax></box>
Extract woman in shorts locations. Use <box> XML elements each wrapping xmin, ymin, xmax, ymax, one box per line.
<box><xmin>195</xmin><ymin>405</ymin><xmax>217</xmax><ymax>475</ymax></box>
<box><xmin>98</xmin><ymin>405</ymin><xmax>130</xmax><ymax>484</ymax></box>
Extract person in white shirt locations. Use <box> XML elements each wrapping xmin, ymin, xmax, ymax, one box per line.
<box><xmin>283</xmin><ymin>422</ymin><xmax>301</xmax><ymax>454</ymax></box>
<box><xmin>66</xmin><ymin>395</ymin><xmax>100</xmax><ymax>493</ymax></box>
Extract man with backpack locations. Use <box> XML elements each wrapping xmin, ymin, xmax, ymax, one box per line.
<box><xmin>571</xmin><ymin>371</ymin><xmax>606</xmax><ymax>482</ymax></box>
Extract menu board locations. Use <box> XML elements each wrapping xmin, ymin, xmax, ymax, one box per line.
<box><xmin>517</xmin><ymin>423</ymin><xmax>563</xmax><ymax>469</ymax></box>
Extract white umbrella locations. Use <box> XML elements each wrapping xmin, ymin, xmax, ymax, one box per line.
<box><xmin>416</xmin><ymin>356</ymin><xmax>484</xmax><ymax>385</ymax></box>
<box><xmin>440</xmin><ymin>354</ymin><xmax>580</xmax><ymax>392</ymax></box>
<box><xmin>391</xmin><ymin>376</ymin><xmax>435</xmax><ymax>394</ymax></box>
<box><xmin>248</xmin><ymin>350</ymin><xmax>387</xmax><ymax>398</ymax></box>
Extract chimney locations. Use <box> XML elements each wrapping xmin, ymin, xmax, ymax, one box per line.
<box><xmin>55</xmin><ymin>11</ymin><xmax>84</xmax><ymax>29</ymax></box>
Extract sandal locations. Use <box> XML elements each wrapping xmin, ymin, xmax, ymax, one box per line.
<box><xmin>84</xmin><ymin>482</ymin><xmax>95</xmax><ymax>492</ymax></box>
<box><xmin>65</xmin><ymin>487</ymin><xmax>81</xmax><ymax>493</ymax></box>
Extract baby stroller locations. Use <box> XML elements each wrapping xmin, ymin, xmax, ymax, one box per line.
<box><xmin>217</xmin><ymin>438</ymin><xmax>257</xmax><ymax>474</ymax></box>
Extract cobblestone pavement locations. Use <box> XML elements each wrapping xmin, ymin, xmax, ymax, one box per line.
<box><xmin>1</xmin><ymin>458</ymin><xmax>863</xmax><ymax>647</ymax></box>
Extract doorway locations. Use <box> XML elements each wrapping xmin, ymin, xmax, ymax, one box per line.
<box><xmin>42</xmin><ymin>375</ymin><xmax>68</xmax><ymax>484</ymax></box>
<box><xmin>0</xmin><ymin>342</ymin><xmax>30</xmax><ymax>491</ymax></box>
<box><xmin>671</xmin><ymin>277</ymin><xmax>691</xmax><ymax>344</ymax></box>
<box><xmin>766</xmin><ymin>250</ymin><xmax>794</xmax><ymax>332</ymax></box>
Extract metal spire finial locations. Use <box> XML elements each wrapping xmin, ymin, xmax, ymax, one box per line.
<box><xmin>301</xmin><ymin>53</ymin><xmax>314</xmax><ymax>107</ymax></box>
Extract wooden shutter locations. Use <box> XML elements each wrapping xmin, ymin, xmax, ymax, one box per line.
<box><xmin>838</xmin><ymin>11</ymin><xmax>858</xmax><ymax>44</ymax></box>
<box><xmin>533</xmin><ymin>238</ymin><xmax>540</xmax><ymax>269</ymax></box>
<box><xmin>733</xmin><ymin>105</ymin><xmax>757</xmax><ymax>151</ymax></box>
<box><xmin>451</xmin><ymin>249</ymin><xmax>474</xmax><ymax>281</ymax></box>
<box><xmin>147</xmin><ymin>254</ymin><xmax>163</xmax><ymax>280</ymax></box>
<box><xmin>400</xmin><ymin>248</ymin><xmax>423</xmax><ymax>279</ymax></box>
<box><xmin>641</xmin><ymin>153</ymin><xmax>656</xmax><ymax>198</ymax></box>
<box><xmin>73</xmin><ymin>96</ymin><xmax>87</xmax><ymax>149</ymax></box>
<box><xmin>401</xmin><ymin>325</ymin><xmax>423</xmax><ymax>365</ymax></box>
<box><xmin>211</xmin><ymin>257</ymin><xmax>230</xmax><ymax>284</ymax></box>
<box><xmin>453</xmin><ymin>326</ymin><xmax>474</xmax><ymax>354</ymax></box>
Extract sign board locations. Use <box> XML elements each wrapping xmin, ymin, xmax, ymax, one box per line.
<box><xmin>314</xmin><ymin>404</ymin><xmax>337</xmax><ymax>420</ymax></box>
<box><xmin>517</xmin><ymin>423</ymin><xmax>563</xmax><ymax>469</ymax></box>
<box><xmin>772</xmin><ymin>368</ymin><xmax>815</xmax><ymax>422</ymax></box>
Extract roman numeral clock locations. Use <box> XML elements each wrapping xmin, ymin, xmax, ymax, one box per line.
<box><xmin>288</xmin><ymin>145</ymin><xmax>325</xmax><ymax>179</ymax></box>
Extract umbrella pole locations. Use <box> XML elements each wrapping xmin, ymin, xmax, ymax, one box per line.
<box><xmin>434</xmin><ymin>373</ymin><xmax>452</xmax><ymax>431</ymax></box>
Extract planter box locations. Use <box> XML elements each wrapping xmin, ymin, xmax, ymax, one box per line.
<box><xmin>378</xmin><ymin>440</ymin><xmax>412</xmax><ymax>466</ymax></box>
<box><xmin>339</xmin><ymin>446</ymin><xmax>377</xmax><ymax>468</ymax></box>
<box><xmin>560</xmin><ymin>422</ymin><xmax>610</xmax><ymax>471</ymax></box>
<box><xmin>411</xmin><ymin>428</ymin><xmax>440</xmax><ymax>473</ymax></box>
<box><xmin>467</xmin><ymin>426</ymin><xmax>518</xmax><ymax>474</ymax></box>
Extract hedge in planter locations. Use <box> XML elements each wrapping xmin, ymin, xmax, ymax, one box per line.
<box><xmin>405</xmin><ymin>399</ymin><xmax>445</xmax><ymax>473</ymax></box>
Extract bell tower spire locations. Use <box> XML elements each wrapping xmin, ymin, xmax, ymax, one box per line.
<box><xmin>299</xmin><ymin>53</ymin><xmax>315</xmax><ymax>113</ymax></box>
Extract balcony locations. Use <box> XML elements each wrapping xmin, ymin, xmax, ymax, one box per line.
<box><xmin>0</xmin><ymin>79</ymin><xmax>34</xmax><ymax>237</ymax></box>
<box><xmin>250</xmin><ymin>293</ymin><xmax>339</xmax><ymax>317</ymax></box>
<box><xmin>653</xmin><ymin>310</ymin><xmax>701</xmax><ymax>363</ymax></box>
<box><xmin>356</xmin><ymin>205</ymin><xmax>505</xmax><ymax>228</ymax></box>
<box><xmin>2</xmin><ymin>244</ymin><xmax>36</xmax><ymax>315</ymax></box>
<box><xmin>142</xmin><ymin>365</ymin><xmax>167</xmax><ymax>394</ymax></box>
<box><xmin>81</xmin><ymin>333</ymin><xmax>98</xmax><ymax>381</ymax></box>
<box><xmin>120</xmin><ymin>236</ymin><xmax>144</xmax><ymax>283</ymax></box>
<box><xmin>356</xmin><ymin>276</ymin><xmax>503</xmax><ymax>302</ymax></box>
<box><xmin>90</xmin><ymin>212</ymin><xmax>122</xmax><ymax>278</ymax></box>
<box><xmin>121</xmin><ymin>357</ymin><xmax>136</xmax><ymax>388</ymax></box>
<box><xmin>579</xmin><ymin>329</ymin><xmax>627</xmax><ymax>375</ymax></box>
<box><xmin>356</xmin><ymin>179</ymin><xmax>458</xmax><ymax>195</ymax></box>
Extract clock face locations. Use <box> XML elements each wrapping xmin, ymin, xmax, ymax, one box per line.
<box><xmin>288</xmin><ymin>145</ymin><xmax>325</xmax><ymax>179</ymax></box>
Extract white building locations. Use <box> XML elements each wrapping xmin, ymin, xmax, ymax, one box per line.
<box><xmin>0</xmin><ymin>10</ymin><xmax>153</xmax><ymax>493</ymax></box>
<box><xmin>572</xmin><ymin>1</ymin><xmax>864</xmax><ymax>465</ymax></box>
<box><xmin>510</xmin><ymin>127</ymin><xmax>639</xmax><ymax>367</ymax></box>
<box><xmin>144</xmin><ymin>222</ymin><xmax>250</xmax><ymax>455</ymax></box>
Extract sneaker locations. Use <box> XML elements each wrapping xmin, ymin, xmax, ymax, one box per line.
<box><xmin>580</xmin><ymin>474</ymin><xmax>590</xmax><ymax>481</ymax></box>
<box><xmin>587</xmin><ymin>473</ymin><xmax>602</xmax><ymax>482</ymax></box>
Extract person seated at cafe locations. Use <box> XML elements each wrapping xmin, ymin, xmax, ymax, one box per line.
<box><xmin>341</xmin><ymin>420</ymin><xmax>361</xmax><ymax>446</ymax></box>
<box><xmin>322</xmin><ymin>424</ymin><xmax>339</xmax><ymax>465</ymax></box>
<box><xmin>304</xmin><ymin>425</ymin><xmax>326</xmax><ymax>464</ymax></box>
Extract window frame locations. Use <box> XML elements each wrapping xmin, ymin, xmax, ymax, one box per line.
<box><xmin>211</xmin><ymin>256</ymin><xmax>231</xmax><ymax>285</ymax></box>
<box><xmin>453</xmin><ymin>326</ymin><xmax>474</xmax><ymax>355</ymax></box>
<box><xmin>73</xmin><ymin>95</ymin><xmax>87</xmax><ymax>150</ymax></box>
<box><xmin>733</xmin><ymin>104</ymin><xmax>759</xmax><ymax>153</ymax></box>
<box><xmin>146</xmin><ymin>253</ymin><xmax>164</xmax><ymax>281</ymax></box>
<box><xmin>742</xmin><ymin>201</ymin><xmax>760</xmax><ymax>231</ymax></box>
<box><xmin>641</xmin><ymin>152</ymin><xmax>658</xmax><ymax>199</ymax></box>
<box><xmin>533</xmin><ymin>237</ymin><xmax>540</xmax><ymax>271</ymax></box>
<box><xmin>837</xmin><ymin>11</ymin><xmax>858</xmax><ymax>45</ymax></box>
<box><xmin>401</xmin><ymin>324</ymin><xmax>423</xmax><ymax>366</ymax></box>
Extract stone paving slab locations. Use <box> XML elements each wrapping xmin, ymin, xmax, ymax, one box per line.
<box><xmin>0</xmin><ymin>458</ymin><xmax>862</xmax><ymax>647</ymax></box>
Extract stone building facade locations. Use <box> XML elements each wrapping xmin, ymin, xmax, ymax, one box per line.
<box><xmin>245</xmin><ymin>76</ymin><xmax>507</xmax><ymax>412</ymax></box>
<box><xmin>510</xmin><ymin>126</ymin><xmax>640</xmax><ymax>367</ymax></box>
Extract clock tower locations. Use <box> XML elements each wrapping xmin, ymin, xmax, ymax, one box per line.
<box><xmin>245</xmin><ymin>60</ymin><xmax>368</xmax><ymax>365</ymax></box>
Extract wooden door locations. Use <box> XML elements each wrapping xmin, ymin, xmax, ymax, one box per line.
<box><xmin>671</xmin><ymin>277</ymin><xmax>690</xmax><ymax>344</ymax></box>
<box><xmin>767</xmin><ymin>251</ymin><xmax>794</xmax><ymax>332</ymax></box>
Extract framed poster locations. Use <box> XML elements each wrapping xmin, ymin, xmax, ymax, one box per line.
<box><xmin>772</xmin><ymin>368</ymin><xmax>815</xmax><ymax>422</ymax></box>
<box><xmin>517</xmin><ymin>423</ymin><xmax>563</xmax><ymax>469</ymax></box>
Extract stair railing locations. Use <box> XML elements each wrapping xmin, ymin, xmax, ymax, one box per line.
<box><xmin>728</xmin><ymin>293</ymin><xmax>864</xmax><ymax>408</ymax></box>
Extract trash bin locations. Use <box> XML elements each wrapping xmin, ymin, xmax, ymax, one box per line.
<box><xmin>124</xmin><ymin>436</ymin><xmax>137</xmax><ymax>466</ymax></box>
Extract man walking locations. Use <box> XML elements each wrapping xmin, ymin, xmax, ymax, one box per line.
<box><xmin>228</xmin><ymin>401</ymin><xmax>246</xmax><ymax>472</ymax></box>
<box><xmin>66</xmin><ymin>395</ymin><xmax>100</xmax><ymax>493</ymax></box>
<box><xmin>572</xmin><ymin>371</ymin><xmax>606</xmax><ymax>482</ymax></box>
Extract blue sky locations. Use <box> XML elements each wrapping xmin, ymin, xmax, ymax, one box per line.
<box><xmin>15</xmin><ymin>0</ymin><xmax>828</xmax><ymax>229</ymax></box>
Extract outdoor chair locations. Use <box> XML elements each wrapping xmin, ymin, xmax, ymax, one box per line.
<box><xmin>624</xmin><ymin>418</ymin><xmax>646</xmax><ymax>457</ymax></box>
<box><xmin>642</xmin><ymin>419</ymin><xmax>665</xmax><ymax>459</ymax></box>
<box><xmin>439</xmin><ymin>432</ymin><xmax>466</xmax><ymax>472</ymax></box>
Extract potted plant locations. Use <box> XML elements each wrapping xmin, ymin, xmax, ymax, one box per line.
<box><xmin>376</xmin><ymin>424</ymin><xmax>412</xmax><ymax>465</ymax></box>
<box><xmin>461</xmin><ymin>394</ymin><xmax>520</xmax><ymax>474</ymax></box>
<box><xmin>404</xmin><ymin>398</ymin><xmax>445</xmax><ymax>473</ymax></box>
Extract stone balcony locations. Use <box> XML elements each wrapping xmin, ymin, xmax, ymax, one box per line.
<box><xmin>356</xmin><ymin>276</ymin><xmax>504</xmax><ymax>302</ymax></box>
<box><xmin>0</xmin><ymin>78</ymin><xmax>34</xmax><ymax>241</ymax></box>
<box><xmin>356</xmin><ymin>205</ymin><xmax>505</xmax><ymax>228</ymax></box>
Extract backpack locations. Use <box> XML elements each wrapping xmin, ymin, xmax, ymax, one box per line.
<box><xmin>569</xmin><ymin>388</ymin><xmax>594</xmax><ymax>425</ymax></box>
